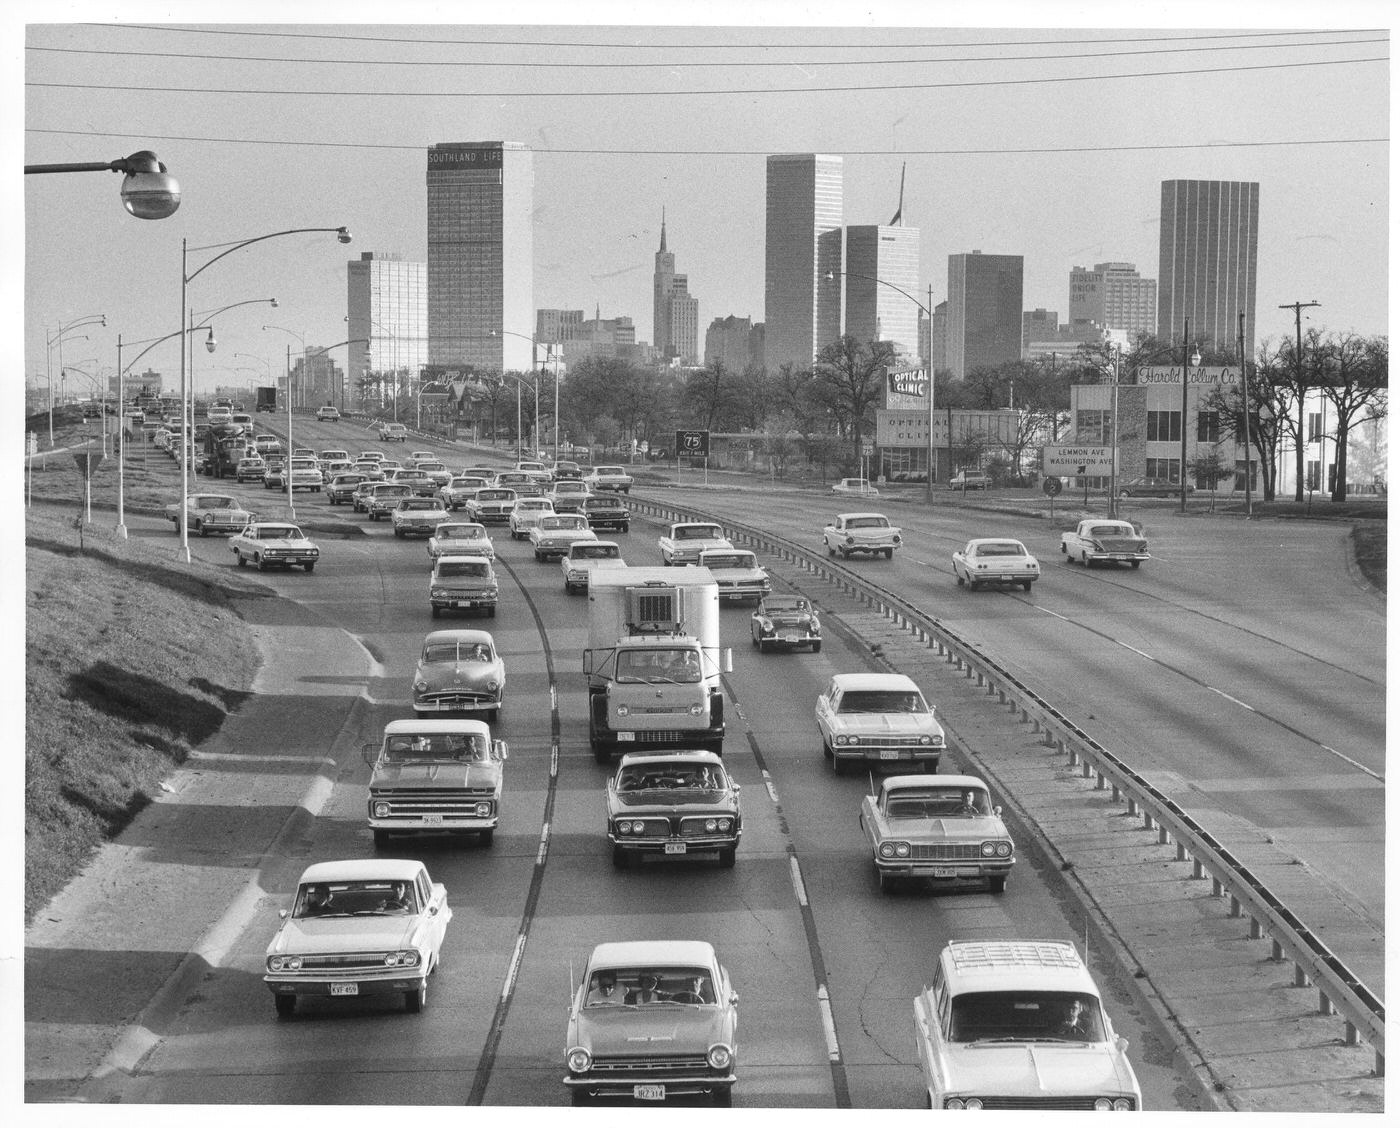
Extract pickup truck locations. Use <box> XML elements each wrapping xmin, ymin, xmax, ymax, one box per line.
<box><xmin>658</xmin><ymin>521</ymin><xmax>733</xmax><ymax>566</ymax></box>
<box><xmin>1059</xmin><ymin>519</ymin><xmax>1149</xmax><ymax>569</ymax></box>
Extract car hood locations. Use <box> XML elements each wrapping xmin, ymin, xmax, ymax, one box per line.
<box><xmin>249</xmin><ymin>537</ymin><xmax>316</xmax><ymax>550</ymax></box>
<box><xmin>267</xmin><ymin>914</ymin><xmax>423</xmax><ymax>957</ymax></box>
<box><xmin>611</xmin><ymin>790</ymin><xmax>737</xmax><ymax>813</ymax></box>
<box><xmin>835</xmin><ymin>713</ymin><xmax>940</xmax><ymax>735</ymax></box>
<box><xmin>880</xmin><ymin>814</ymin><xmax>1007</xmax><ymax>839</ymax></box>
<box><xmin>570</xmin><ymin>558</ymin><xmax>627</xmax><ymax>570</ymax></box>
<box><xmin>762</xmin><ymin>611</ymin><xmax>815</xmax><ymax>627</ymax></box>
<box><xmin>943</xmin><ymin>1042</ymin><xmax>1138</xmax><ymax>1096</ymax></box>
<box><xmin>371</xmin><ymin>762</ymin><xmax>501</xmax><ymax>790</ymax></box>
<box><xmin>575</xmin><ymin>1005</ymin><xmax>725</xmax><ymax>1055</ymax></box>
<box><xmin>416</xmin><ymin>661</ymin><xmax>503</xmax><ymax>689</ymax></box>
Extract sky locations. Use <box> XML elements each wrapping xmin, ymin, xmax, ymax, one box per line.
<box><xmin>9</xmin><ymin>2</ymin><xmax>1392</xmax><ymax>402</ymax></box>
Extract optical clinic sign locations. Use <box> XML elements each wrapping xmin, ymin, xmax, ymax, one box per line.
<box><xmin>1136</xmin><ymin>366</ymin><xmax>1239</xmax><ymax>386</ymax></box>
<box><xmin>886</xmin><ymin>366</ymin><xmax>929</xmax><ymax>397</ymax></box>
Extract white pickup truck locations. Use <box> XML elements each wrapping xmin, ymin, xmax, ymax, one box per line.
<box><xmin>657</xmin><ymin>521</ymin><xmax>733</xmax><ymax>566</ymax></box>
<box><xmin>1059</xmin><ymin>519</ymin><xmax>1150</xmax><ymax>569</ymax></box>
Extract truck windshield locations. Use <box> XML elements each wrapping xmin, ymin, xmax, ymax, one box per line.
<box><xmin>616</xmin><ymin>648</ymin><xmax>703</xmax><ymax>683</ymax></box>
<box><xmin>382</xmin><ymin>732</ymin><xmax>490</xmax><ymax>763</ymax></box>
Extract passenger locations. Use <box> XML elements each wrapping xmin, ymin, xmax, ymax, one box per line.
<box><xmin>628</xmin><ymin>972</ymin><xmax>664</xmax><ymax>1005</ymax></box>
<box><xmin>589</xmin><ymin>971</ymin><xmax>620</xmax><ymax>1005</ymax></box>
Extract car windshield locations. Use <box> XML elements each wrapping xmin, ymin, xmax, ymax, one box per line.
<box><xmin>256</xmin><ymin>526</ymin><xmax>302</xmax><ymax>541</ymax></box>
<box><xmin>846</xmin><ymin>517</ymin><xmax>888</xmax><ymax>528</ymax></box>
<box><xmin>616</xmin><ymin>764</ymin><xmax>727</xmax><ymax>792</ymax></box>
<box><xmin>616</xmin><ymin>648</ymin><xmax>703</xmax><ymax>684</ymax></box>
<box><xmin>765</xmin><ymin>598</ymin><xmax>810</xmax><ymax>613</ymax></box>
<box><xmin>293</xmin><ymin>879</ymin><xmax>421</xmax><ymax>919</ymax></box>
<box><xmin>479</xmin><ymin>491</ymin><xmax>511</xmax><ymax>500</ymax></box>
<box><xmin>585</xmin><ymin>967</ymin><xmax>714</xmax><ymax>1007</ymax></box>
<box><xmin>705</xmin><ymin>555</ymin><xmax>754</xmax><ymax>569</ymax></box>
<box><xmin>680</xmin><ymin>526</ymin><xmax>721</xmax><ymax>539</ymax></box>
<box><xmin>437</xmin><ymin>561</ymin><xmax>490</xmax><ymax>579</ymax></box>
<box><xmin>837</xmin><ymin>690</ymin><xmax>926</xmax><ymax>713</ymax></box>
<box><xmin>423</xmin><ymin>641</ymin><xmax>493</xmax><ymax>664</ymax></box>
<box><xmin>547</xmin><ymin>517</ymin><xmax>587</xmax><ymax>530</ymax></box>
<box><xmin>383</xmin><ymin>731</ymin><xmax>490</xmax><ymax>764</ymax></box>
<box><xmin>948</xmin><ymin>991</ymin><xmax>1106</xmax><ymax>1044</ymax></box>
<box><xmin>575</xmin><ymin>544</ymin><xmax>619</xmax><ymax>559</ymax></box>
<box><xmin>976</xmin><ymin>542</ymin><xmax>1025</xmax><ymax>557</ymax></box>
<box><xmin>885</xmin><ymin>788</ymin><xmax>990</xmax><ymax>818</ymax></box>
<box><xmin>439</xmin><ymin>526</ymin><xmax>484</xmax><ymax>540</ymax></box>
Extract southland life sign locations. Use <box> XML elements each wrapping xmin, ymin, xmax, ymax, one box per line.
<box><xmin>1136</xmin><ymin>366</ymin><xmax>1240</xmax><ymax>385</ymax></box>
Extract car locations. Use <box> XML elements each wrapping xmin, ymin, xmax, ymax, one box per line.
<box><xmin>234</xmin><ymin>455</ymin><xmax>267</xmax><ymax>483</ymax></box>
<box><xmin>376</xmin><ymin>458</ymin><xmax>404</xmax><ymax>474</ymax></box>
<box><xmin>430</xmin><ymin>555</ymin><xmax>499</xmax><ymax>618</ymax></box>
<box><xmin>1118</xmin><ymin>476</ymin><xmax>1194</xmax><ymax>498</ymax></box>
<box><xmin>815</xmin><ymin>672</ymin><xmax>945</xmax><ymax>775</ymax></box>
<box><xmin>317</xmin><ymin>448</ymin><xmax>350</xmax><ymax>471</ymax></box>
<box><xmin>230</xmin><ymin>521</ymin><xmax>320</xmax><ymax>572</ymax></box>
<box><xmin>408</xmin><ymin>450</ymin><xmax>437</xmax><ymax>468</ymax></box>
<box><xmin>564</xmin><ymin>939</ymin><xmax>738</xmax><ymax>1106</ymax></box>
<box><xmin>429</xmin><ymin>521</ymin><xmax>496</xmax><ymax>561</ymax></box>
<box><xmin>165</xmin><ymin>492</ymin><xmax>254</xmax><ymax>537</ymax></box>
<box><xmin>349</xmin><ymin>479</ymin><xmax>381</xmax><ymax>512</ymax></box>
<box><xmin>391</xmin><ymin>497</ymin><xmax>450</xmax><ymax>538</ymax></box>
<box><xmin>697</xmin><ymin>548</ymin><xmax>771</xmax><ymax>604</ymax></box>
<box><xmin>952</xmin><ymin>538</ymin><xmax>1040</xmax><ymax>592</ymax></box>
<box><xmin>750</xmin><ymin>594</ymin><xmax>821</xmax><ymax>653</ymax></box>
<box><xmin>495</xmin><ymin>470</ymin><xmax>547</xmax><ymax>498</ymax></box>
<box><xmin>291</xmin><ymin>447</ymin><xmax>316</xmax><ymax>459</ymax></box>
<box><xmin>581</xmin><ymin>494</ymin><xmax>630</xmax><ymax>533</ymax></box>
<box><xmin>253</xmin><ymin>435</ymin><xmax>282</xmax><ymax>456</ymax></box>
<box><xmin>206</xmin><ymin>407</ymin><xmax>232</xmax><ymax>425</ymax></box>
<box><xmin>508</xmin><ymin>497</ymin><xmax>556</xmax><ymax>539</ymax></box>
<box><xmin>376</xmin><ymin>421</ymin><xmax>409</xmax><ymax>442</ymax></box>
<box><xmin>464</xmin><ymin>487</ymin><xmax>519</xmax><ymax>524</ymax></box>
<box><xmin>363</xmin><ymin>718</ymin><xmax>508</xmax><ymax>848</ymax></box>
<box><xmin>358</xmin><ymin>449</ymin><xmax>386</xmax><ymax>463</ymax></box>
<box><xmin>821</xmin><ymin>512</ymin><xmax>902</xmax><ymax>560</ymax></box>
<box><xmin>1060</xmin><ymin>519</ymin><xmax>1150</xmax><ymax>568</ymax></box>
<box><xmin>606</xmin><ymin>750</ymin><xmax>741</xmax><ymax>869</ymax></box>
<box><xmin>584</xmin><ymin>465</ymin><xmax>633</xmax><ymax>493</ymax></box>
<box><xmin>353</xmin><ymin>459</ymin><xmax>386</xmax><ymax>481</ymax></box>
<box><xmin>530</xmin><ymin>513</ymin><xmax>596</xmax><ymax>561</ymax></box>
<box><xmin>913</xmin><ymin>939</ymin><xmax>1142</xmax><ymax>1110</ymax></box>
<box><xmin>264</xmin><ymin>858</ymin><xmax>452</xmax><ymax>1018</ymax></box>
<box><xmin>314</xmin><ymin>405</ymin><xmax>341</xmax><ymax>422</ymax></box>
<box><xmin>325</xmin><ymin>471</ymin><xmax>373</xmax><ymax>505</ymax></box>
<box><xmin>545</xmin><ymin>479</ymin><xmax>591</xmax><ymax>512</ymax></box>
<box><xmin>269</xmin><ymin>457</ymin><xmax>322</xmax><ymax>492</ymax></box>
<box><xmin>561</xmin><ymin>540</ymin><xmax>626</xmax><ymax>595</ymax></box>
<box><xmin>411</xmin><ymin>629</ymin><xmax>505</xmax><ymax>720</ymax></box>
<box><xmin>831</xmin><ymin>477</ymin><xmax>879</xmax><ymax>497</ymax></box>
<box><xmin>387</xmin><ymin>467</ymin><xmax>439</xmax><ymax>497</ymax></box>
<box><xmin>948</xmin><ymin>470</ymin><xmax>991</xmax><ymax>491</ymax></box>
<box><xmin>440</xmin><ymin>475</ymin><xmax>490</xmax><ymax>510</ymax></box>
<box><xmin>858</xmin><ymin>774</ymin><xmax>1014</xmax><ymax>893</ymax></box>
<box><xmin>657</xmin><ymin>521</ymin><xmax>732</xmax><ymax>566</ymax></box>
<box><xmin>515</xmin><ymin>459</ymin><xmax>549</xmax><ymax>477</ymax></box>
<box><xmin>364</xmin><ymin>482</ymin><xmax>415</xmax><ymax>520</ymax></box>
<box><xmin>552</xmin><ymin>460</ymin><xmax>584</xmax><ymax>481</ymax></box>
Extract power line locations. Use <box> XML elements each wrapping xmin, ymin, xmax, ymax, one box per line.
<box><xmin>27</xmin><ymin>35</ymin><xmax>1390</xmax><ymax>70</ymax></box>
<box><xmin>24</xmin><ymin>126</ymin><xmax>1387</xmax><ymax>157</ymax></box>
<box><xmin>24</xmin><ymin>53</ymin><xmax>1389</xmax><ymax>99</ymax></box>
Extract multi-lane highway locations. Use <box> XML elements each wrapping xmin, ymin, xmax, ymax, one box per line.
<box><xmin>25</xmin><ymin>424</ymin><xmax>1383</xmax><ymax>1109</ymax></box>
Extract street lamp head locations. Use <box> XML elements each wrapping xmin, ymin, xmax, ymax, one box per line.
<box><xmin>270</xmin><ymin>298</ymin><xmax>279</xmax><ymax>308</ymax></box>
<box><xmin>336</xmin><ymin>227</ymin><xmax>352</xmax><ymax>245</ymax></box>
<box><xmin>205</xmin><ymin>328</ymin><xmax>217</xmax><ymax>354</ymax></box>
<box><xmin>119</xmin><ymin>152</ymin><xmax>180</xmax><ymax>220</ymax></box>
<box><xmin>1188</xmin><ymin>345</ymin><xmax>1202</xmax><ymax>367</ymax></box>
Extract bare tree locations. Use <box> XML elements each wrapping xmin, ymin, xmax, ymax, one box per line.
<box><xmin>813</xmin><ymin>335</ymin><xmax>896</xmax><ymax>469</ymax></box>
<box><xmin>1316</xmin><ymin>332</ymin><xmax>1388</xmax><ymax>501</ymax></box>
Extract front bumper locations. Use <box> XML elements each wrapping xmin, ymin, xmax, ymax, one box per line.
<box><xmin>875</xmin><ymin>858</ymin><xmax>1013</xmax><ymax>882</ymax></box>
<box><xmin>563</xmin><ymin>1072</ymin><xmax>736</xmax><ymax>1100</ymax></box>
<box><xmin>265</xmin><ymin>972</ymin><xmax>427</xmax><ymax>999</ymax></box>
<box><xmin>832</xmin><ymin>744</ymin><xmax>941</xmax><ymax>767</ymax></box>
<box><xmin>413</xmin><ymin>692</ymin><xmax>501</xmax><ymax>713</ymax></box>
<box><xmin>608</xmin><ymin>831</ymin><xmax>740</xmax><ymax>856</ymax></box>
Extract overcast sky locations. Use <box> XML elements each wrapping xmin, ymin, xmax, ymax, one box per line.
<box><xmin>12</xmin><ymin>3</ymin><xmax>1391</xmax><ymax>397</ymax></box>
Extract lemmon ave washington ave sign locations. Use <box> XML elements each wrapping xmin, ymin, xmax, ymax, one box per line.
<box><xmin>1043</xmin><ymin>445</ymin><xmax>1114</xmax><ymax>475</ymax></box>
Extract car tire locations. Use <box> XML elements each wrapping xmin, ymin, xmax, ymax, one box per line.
<box><xmin>198</xmin><ymin>522</ymin><xmax>208</xmax><ymax>538</ymax></box>
<box><xmin>235</xmin><ymin>551</ymin><xmax>246</xmax><ymax>567</ymax></box>
<box><xmin>967</xmin><ymin>579</ymin><xmax>979</xmax><ymax>591</ymax></box>
<box><xmin>570</xmin><ymin>1089</ymin><xmax>591</xmax><ymax>1107</ymax></box>
<box><xmin>612</xmin><ymin>845</ymin><xmax>631</xmax><ymax>869</ymax></box>
<box><xmin>1130</xmin><ymin>560</ymin><xmax>1141</xmax><ymax>569</ymax></box>
<box><xmin>885</xmin><ymin>548</ymin><xmax>894</xmax><ymax>560</ymax></box>
<box><xmin>620</xmin><ymin>523</ymin><xmax>630</xmax><ymax>533</ymax></box>
<box><xmin>487</xmin><ymin>606</ymin><xmax>496</xmax><ymax>618</ymax></box>
<box><xmin>877</xmin><ymin>867</ymin><xmax>895</xmax><ymax>894</ymax></box>
<box><xmin>405</xmin><ymin>984</ymin><xmax>426</xmax><ymax>1014</ymax></box>
<box><xmin>717</xmin><ymin>846</ymin><xmax>737</xmax><ymax>869</ymax></box>
<box><xmin>1021</xmin><ymin>580</ymin><xmax>1033</xmax><ymax>591</ymax></box>
<box><xmin>479</xmin><ymin>828</ymin><xmax>494</xmax><ymax>847</ymax></box>
<box><xmin>533</xmin><ymin>551</ymin><xmax>543</xmax><ymax>562</ymax></box>
<box><xmin>431</xmin><ymin>606</ymin><xmax>440</xmax><ymax>619</ymax></box>
<box><xmin>304</xmin><ymin>562</ymin><xmax>315</xmax><ymax>573</ymax></box>
<box><xmin>372</xmin><ymin>829</ymin><xmax>391</xmax><ymax>850</ymax></box>
<box><xmin>956</xmin><ymin>573</ymin><xmax>964</xmax><ymax>586</ymax></box>
<box><xmin>989</xmin><ymin>875</ymin><xmax>1007</xmax><ymax>894</ymax></box>
<box><xmin>811</xmin><ymin>641</ymin><xmax>822</xmax><ymax>653</ymax></box>
<box><xmin>712</xmin><ymin>1087</ymin><xmax>732</xmax><ymax>1107</ymax></box>
<box><xmin>274</xmin><ymin>994</ymin><xmax>296</xmax><ymax>1018</ymax></box>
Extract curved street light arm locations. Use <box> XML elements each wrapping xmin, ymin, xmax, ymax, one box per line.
<box><xmin>186</xmin><ymin>226</ymin><xmax>350</xmax><ymax>285</ymax></box>
<box><xmin>48</xmin><ymin>315</ymin><xmax>107</xmax><ymax>348</ymax></box>
<box><xmin>824</xmin><ymin>269</ymin><xmax>932</xmax><ymax>318</ymax></box>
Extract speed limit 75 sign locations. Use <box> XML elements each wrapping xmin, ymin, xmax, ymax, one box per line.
<box><xmin>675</xmin><ymin>429</ymin><xmax>710</xmax><ymax>455</ymax></box>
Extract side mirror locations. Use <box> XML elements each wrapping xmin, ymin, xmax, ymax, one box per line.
<box><xmin>730</xmin><ymin>991</ymin><xmax>740</xmax><ymax>1005</ymax></box>
<box><xmin>278</xmin><ymin>908</ymin><xmax>289</xmax><ymax>920</ymax></box>
<box><xmin>494</xmin><ymin>739</ymin><xmax>509</xmax><ymax>761</ymax></box>
<box><xmin>361</xmin><ymin>742</ymin><xmax>379</xmax><ymax>766</ymax></box>
<box><xmin>1115</xmin><ymin>1036</ymin><xmax>1130</xmax><ymax>1053</ymax></box>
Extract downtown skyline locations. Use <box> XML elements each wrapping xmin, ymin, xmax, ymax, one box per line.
<box><xmin>17</xmin><ymin>11</ymin><xmax>1390</xmax><ymax>396</ymax></box>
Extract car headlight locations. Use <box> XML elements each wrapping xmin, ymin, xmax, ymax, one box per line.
<box><xmin>704</xmin><ymin>818</ymin><xmax>718</xmax><ymax>832</ymax></box>
<box><xmin>918</xmin><ymin>734</ymin><xmax>933</xmax><ymax>745</ymax></box>
<box><xmin>616</xmin><ymin>703</ymin><xmax>630</xmax><ymax>717</ymax></box>
<box><xmin>1112</xmin><ymin>1099</ymin><xmax>1133</xmax><ymax>1111</ymax></box>
<box><xmin>475</xmin><ymin>802</ymin><xmax>492</xmax><ymax>818</ymax></box>
<box><xmin>892</xmin><ymin>534</ymin><xmax>902</xmax><ymax>545</ymax></box>
<box><xmin>981</xmin><ymin>841</ymin><xmax>997</xmax><ymax>857</ymax></box>
<box><xmin>566</xmin><ymin>1047</ymin><xmax>592</xmax><ymax>1074</ymax></box>
<box><xmin>285</xmin><ymin>956</ymin><xmax>302</xmax><ymax>971</ymax></box>
<box><xmin>384</xmin><ymin>950</ymin><xmax>419</xmax><ymax>967</ymax></box>
<box><xmin>414</xmin><ymin>680</ymin><xmax>428</xmax><ymax>692</ymax></box>
<box><xmin>689</xmin><ymin>703</ymin><xmax>703</xmax><ymax>716</ymax></box>
<box><xmin>716</xmin><ymin>818</ymin><xmax>732</xmax><ymax>831</ymax></box>
<box><xmin>706</xmin><ymin>1043</ymin><xmax>733</xmax><ymax>1071</ymax></box>
<box><xmin>486</xmin><ymin>679</ymin><xmax>501</xmax><ymax>691</ymax></box>
<box><xmin>996</xmin><ymin>842</ymin><xmax>1012</xmax><ymax>857</ymax></box>
<box><xmin>894</xmin><ymin>841</ymin><xmax>911</xmax><ymax>858</ymax></box>
<box><xmin>372</xmin><ymin>800</ymin><xmax>391</xmax><ymax>818</ymax></box>
<box><xmin>1094</xmin><ymin>1099</ymin><xmax>1113</xmax><ymax>1111</ymax></box>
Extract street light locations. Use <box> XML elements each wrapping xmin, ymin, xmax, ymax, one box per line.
<box><xmin>824</xmin><ymin>269</ymin><xmax>935</xmax><ymax>501</ymax></box>
<box><xmin>25</xmin><ymin>150</ymin><xmax>180</xmax><ymax>220</ymax></box>
<box><xmin>1177</xmin><ymin>319</ymin><xmax>1203</xmax><ymax>514</ymax></box>
<box><xmin>491</xmin><ymin>329</ymin><xmax>542</xmax><ymax>455</ymax></box>
<box><xmin>178</xmin><ymin>226</ymin><xmax>350</xmax><ymax>560</ymax></box>
<box><xmin>47</xmin><ymin>314</ymin><xmax>106</xmax><ymax>447</ymax></box>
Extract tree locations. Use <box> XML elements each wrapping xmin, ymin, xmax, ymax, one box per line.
<box><xmin>1315</xmin><ymin>332</ymin><xmax>1388</xmax><ymax>501</ymax></box>
<box><xmin>812</xmin><ymin>335</ymin><xmax>896</xmax><ymax>469</ymax></box>
<box><xmin>1188</xmin><ymin>448</ymin><xmax>1234</xmax><ymax>511</ymax></box>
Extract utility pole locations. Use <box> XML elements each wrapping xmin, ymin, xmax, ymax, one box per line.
<box><xmin>1279</xmin><ymin>300</ymin><xmax>1321</xmax><ymax>501</ymax></box>
<box><xmin>1238</xmin><ymin>310</ymin><xmax>1254</xmax><ymax>517</ymax></box>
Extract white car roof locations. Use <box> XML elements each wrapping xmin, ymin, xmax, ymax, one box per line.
<box><xmin>382</xmin><ymin>717</ymin><xmax>493</xmax><ymax>736</ymax></box>
<box><xmin>880</xmin><ymin>773</ymin><xmax>985</xmax><ymax>795</ymax></box>
<box><xmin>296</xmin><ymin>858</ymin><xmax>425</xmax><ymax>884</ymax></box>
<box><xmin>422</xmin><ymin>629</ymin><xmax>495</xmax><ymax>648</ymax></box>
<box><xmin>588</xmin><ymin>940</ymin><xmax>718</xmax><ymax>971</ymax></box>
<box><xmin>830</xmin><ymin>672</ymin><xmax>921</xmax><ymax>692</ymax></box>
<box><xmin>940</xmin><ymin>940</ymin><xmax>1100</xmax><ymax>997</ymax></box>
<box><xmin>835</xmin><ymin>511</ymin><xmax>889</xmax><ymax>521</ymax></box>
<box><xmin>617</xmin><ymin>749</ymin><xmax>724</xmax><ymax>769</ymax></box>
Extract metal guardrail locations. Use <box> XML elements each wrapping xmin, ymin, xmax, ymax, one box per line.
<box><xmin>631</xmin><ymin>493</ymin><xmax>1385</xmax><ymax>1077</ymax></box>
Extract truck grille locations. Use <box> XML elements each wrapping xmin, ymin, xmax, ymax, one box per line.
<box><xmin>374</xmin><ymin>789</ymin><xmax>494</xmax><ymax>818</ymax></box>
<box><xmin>419</xmin><ymin>691</ymin><xmax>494</xmax><ymax>707</ymax></box>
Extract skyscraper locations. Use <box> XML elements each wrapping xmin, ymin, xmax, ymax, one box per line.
<box><xmin>765</xmin><ymin>154</ymin><xmax>843</xmax><ymax>371</ymax></box>
<box><xmin>1158</xmin><ymin>180</ymin><xmax>1259</xmax><ymax>356</ymax></box>
<box><xmin>946</xmin><ymin>252</ymin><xmax>1024</xmax><ymax>378</ymax></box>
<box><xmin>843</xmin><ymin>224</ymin><xmax>921</xmax><ymax>361</ymax></box>
<box><xmin>346</xmin><ymin>251</ymin><xmax>427</xmax><ymax>406</ymax></box>
<box><xmin>426</xmin><ymin>141</ymin><xmax>535</xmax><ymax>372</ymax></box>
<box><xmin>1069</xmin><ymin>262</ymin><xmax>1157</xmax><ymax>340</ymax></box>
<box><xmin>653</xmin><ymin>213</ymin><xmax>699</xmax><ymax>364</ymax></box>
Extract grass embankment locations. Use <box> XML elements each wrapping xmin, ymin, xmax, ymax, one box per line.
<box><xmin>25</xmin><ymin>504</ymin><xmax>265</xmax><ymax>922</ymax></box>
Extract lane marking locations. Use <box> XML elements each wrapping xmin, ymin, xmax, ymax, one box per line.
<box><xmin>762</xmin><ymin>769</ymin><xmax>779</xmax><ymax>804</ymax></box>
<box><xmin>1208</xmin><ymin>686</ymin><xmax>1257</xmax><ymax>711</ymax></box>
<box><xmin>789</xmin><ymin>855</ymin><xmax>809</xmax><ymax>908</ymax></box>
<box><xmin>536</xmin><ymin>822</ymin><xmax>551</xmax><ymax>866</ymax></box>
<box><xmin>816</xmin><ymin>984</ymin><xmax>842</xmax><ymax>1061</ymax></box>
<box><xmin>501</xmin><ymin>931</ymin><xmax>528</xmax><ymax>1002</ymax></box>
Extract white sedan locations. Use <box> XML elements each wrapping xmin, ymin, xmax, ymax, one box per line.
<box><xmin>952</xmin><ymin>538</ymin><xmax>1040</xmax><ymax>592</ymax></box>
<box><xmin>264</xmin><ymin>859</ymin><xmax>452</xmax><ymax>1017</ymax></box>
<box><xmin>230</xmin><ymin>522</ymin><xmax>320</xmax><ymax>572</ymax></box>
<box><xmin>429</xmin><ymin>521</ymin><xmax>496</xmax><ymax>561</ymax></box>
<box><xmin>529</xmin><ymin>513</ymin><xmax>596</xmax><ymax>561</ymax></box>
<box><xmin>508</xmin><ymin>497</ymin><xmax>556</xmax><ymax>539</ymax></box>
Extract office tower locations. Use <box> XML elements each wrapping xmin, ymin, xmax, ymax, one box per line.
<box><xmin>1158</xmin><ymin>180</ymin><xmax>1259</xmax><ymax>355</ymax></box>
<box><xmin>765</xmin><ymin>154</ymin><xmax>843</xmax><ymax>371</ymax></box>
<box><xmin>653</xmin><ymin>215</ymin><xmax>700</xmax><ymax>365</ymax></box>
<box><xmin>928</xmin><ymin>301</ymin><xmax>947</xmax><ymax>371</ymax></box>
<box><xmin>946</xmin><ymin>252</ymin><xmax>1024</xmax><ymax>378</ymax></box>
<box><xmin>426</xmin><ymin>141</ymin><xmax>535</xmax><ymax>371</ymax></box>
<box><xmin>1022</xmin><ymin>308</ymin><xmax>1060</xmax><ymax>355</ymax></box>
<box><xmin>843</xmin><ymin>224</ymin><xmax>921</xmax><ymax>361</ymax></box>
<box><xmin>704</xmin><ymin>315</ymin><xmax>757</xmax><ymax>370</ymax></box>
<box><xmin>536</xmin><ymin>309</ymin><xmax>584</xmax><ymax>359</ymax></box>
<box><xmin>1069</xmin><ymin>262</ymin><xmax>1157</xmax><ymax>341</ymax></box>
<box><xmin>347</xmin><ymin>251</ymin><xmax>427</xmax><ymax>404</ymax></box>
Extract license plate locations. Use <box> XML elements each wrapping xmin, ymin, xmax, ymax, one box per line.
<box><xmin>330</xmin><ymin>983</ymin><xmax>359</xmax><ymax>996</ymax></box>
<box><xmin>423</xmin><ymin>814</ymin><xmax>443</xmax><ymax>825</ymax></box>
<box><xmin>634</xmin><ymin>1085</ymin><xmax>666</xmax><ymax>1101</ymax></box>
<box><xmin>664</xmin><ymin>842</ymin><xmax>686</xmax><ymax>855</ymax></box>
<box><xmin>781</xmin><ymin>633</ymin><xmax>801</xmax><ymax>642</ymax></box>
<box><xmin>933</xmin><ymin>867</ymin><xmax>956</xmax><ymax>879</ymax></box>
<box><xmin>617</xmin><ymin>732</ymin><xmax>635</xmax><ymax>742</ymax></box>
<box><xmin>879</xmin><ymin>749</ymin><xmax>903</xmax><ymax>760</ymax></box>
